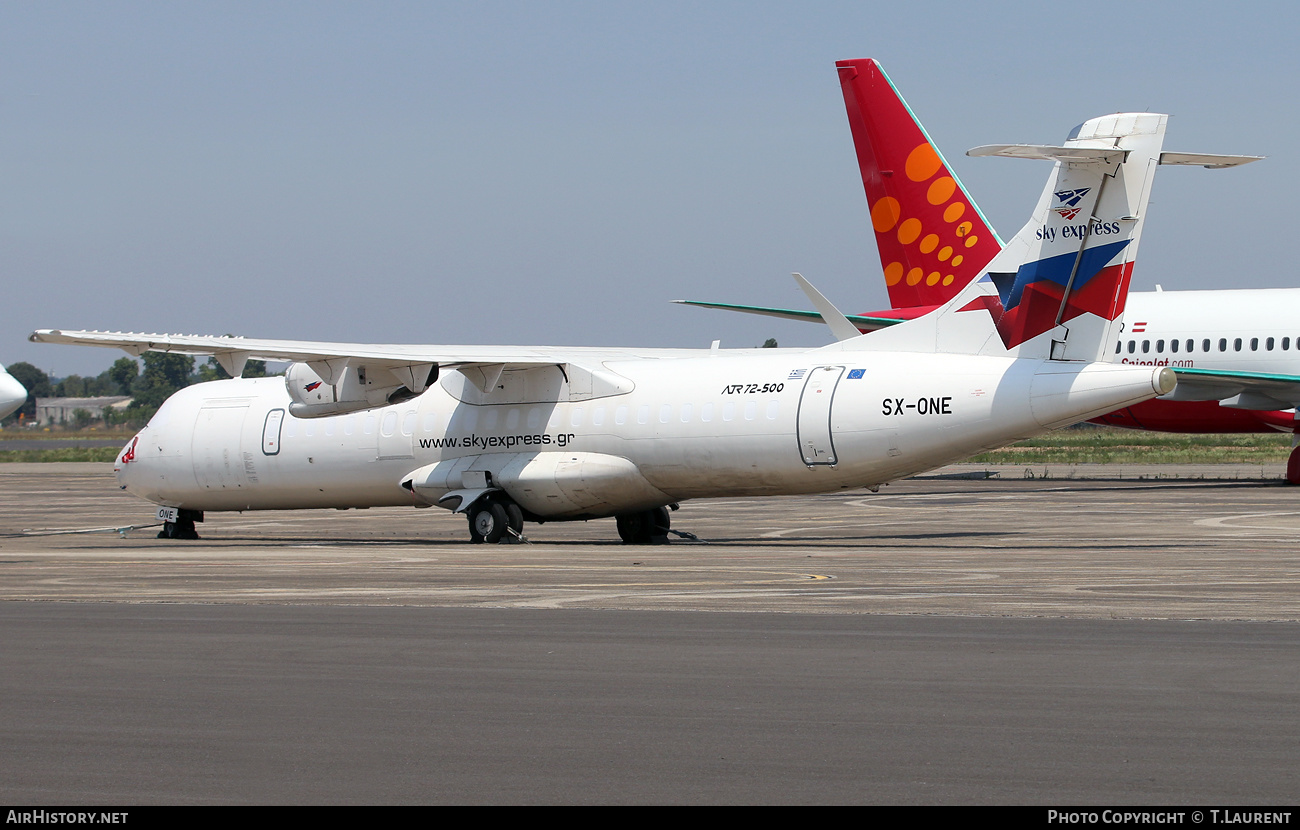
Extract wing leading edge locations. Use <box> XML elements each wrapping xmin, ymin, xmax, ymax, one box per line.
<box><xmin>1167</xmin><ymin>367</ymin><xmax>1300</xmax><ymax>411</ymax></box>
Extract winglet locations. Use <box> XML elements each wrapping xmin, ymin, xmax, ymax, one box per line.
<box><xmin>792</xmin><ymin>273</ymin><xmax>861</xmax><ymax>342</ymax></box>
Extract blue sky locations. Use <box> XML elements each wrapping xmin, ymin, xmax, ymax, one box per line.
<box><xmin>5</xmin><ymin>1</ymin><xmax>1296</xmax><ymax>376</ymax></box>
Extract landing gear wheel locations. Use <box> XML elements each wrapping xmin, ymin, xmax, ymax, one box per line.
<box><xmin>157</xmin><ymin>509</ymin><xmax>201</xmax><ymax>540</ymax></box>
<box><xmin>504</xmin><ymin>502</ymin><xmax>524</xmax><ymax>539</ymax></box>
<box><xmin>616</xmin><ymin>506</ymin><xmax>671</xmax><ymax>545</ymax></box>
<box><xmin>1288</xmin><ymin>445</ymin><xmax>1300</xmax><ymax>485</ymax></box>
<box><xmin>468</xmin><ymin>501</ymin><xmax>509</xmax><ymax>544</ymax></box>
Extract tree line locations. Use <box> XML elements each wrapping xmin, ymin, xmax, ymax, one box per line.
<box><xmin>3</xmin><ymin>354</ymin><xmax>272</xmax><ymax>428</ymax></box>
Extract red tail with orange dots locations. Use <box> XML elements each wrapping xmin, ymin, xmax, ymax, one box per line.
<box><xmin>836</xmin><ymin>59</ymin><xmax>1002</xmax><ymax>309</ymax></box>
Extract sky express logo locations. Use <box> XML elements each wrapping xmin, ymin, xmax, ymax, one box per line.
<box><xmin>1052</xmin><ymin>187</ymin><xmax>1090</xmax><ymax>221</ymax></box>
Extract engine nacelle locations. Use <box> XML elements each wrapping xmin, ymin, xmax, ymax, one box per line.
<box><xmin>284</xmin><ymin>362</ymin><xmax>414</xmax><ymax>418</ymax></box>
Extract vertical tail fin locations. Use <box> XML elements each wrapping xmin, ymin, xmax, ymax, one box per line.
<box><xmin>836</xmin><ymin>59</ymin><xmax>1002</xmax><ymax>309</ymax></box>
<box><xmin>842</xmin><ymin>113</ymin><xmax>1169</xmax><ymax>361</ymax></box>
<box><xmin>958</xmin><ymin>113</ymin><xmax>1169</xmax><ymax>361</ymax></box>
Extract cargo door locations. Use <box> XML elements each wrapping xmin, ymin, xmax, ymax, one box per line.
<box><xmin>796</xmin><ymin>366</ymin><xmax>844</xmax><ymax>466</ymax></box>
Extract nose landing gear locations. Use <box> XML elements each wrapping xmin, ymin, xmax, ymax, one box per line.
<box><xmin>158</xmin><ymin>509</ymin><xmax>202</xmax><ymax>540</ymax></box>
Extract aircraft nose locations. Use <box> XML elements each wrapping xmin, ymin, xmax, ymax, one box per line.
<box><xmin>114</xmin><ymin>434</ymin><xmax>142</xmax><ymax>486</ymax></box>
<box><xmin>0</xmin><ymin>370</ymin><xmax>27</xmax><ymax>420</ymax></box>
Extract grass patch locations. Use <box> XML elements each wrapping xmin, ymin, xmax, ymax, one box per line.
<box><xmin>0</xmin><ymin>429</ymin><xmax>135</xmax><ymax>442</ymax></box>
<box><xmin>967</xmin><ymin>427</ymin><xmax>1292</xmax><ymax>464</ymax></box>
<box><xmin>0</xmin><ymin>448</ymin><xmax>122</xmax><ymax>463</ymax></box>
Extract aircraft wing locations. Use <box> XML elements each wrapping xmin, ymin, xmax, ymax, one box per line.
<box><xmin>1167</xmin><ymin>367</ymin><xmax>1300</xmax><ymax>411</ymax></box>
<box><xmin>671</xmin><ymin>300</ymin><xmax>909</xmax><ymax>332</ymax></box>
<box><xmin>28</xmin><ymin>329</ymin><xmax>694</xmax><ymax>391</ymax></box>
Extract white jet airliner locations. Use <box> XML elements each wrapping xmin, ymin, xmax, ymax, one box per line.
<box><xmin>680</xmin><ymin>60</ymin><xmax>1300</xmax><ymax>479</ymax></box>
<box><xmin>0</xmin><ymin>365</ymin><xmax>27</xmax><ymax>421</ymax></box>
<box><xmin>34</xmin><ymin>111</ymin><xmax>1206</xmax><ymax>542</ymax></box>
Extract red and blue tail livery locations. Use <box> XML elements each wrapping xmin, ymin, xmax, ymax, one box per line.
<box><xmin>962</xmin><ymin>238</ymin><xmax>1135</xmax><ymax>349</ymax></box>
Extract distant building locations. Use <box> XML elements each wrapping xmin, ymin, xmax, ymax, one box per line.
<box><xmin>34</xmin><ymin>396</ymin><xmax>132</xmax><ymax>426</ymax></box>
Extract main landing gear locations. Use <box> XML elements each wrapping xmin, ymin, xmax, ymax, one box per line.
<box><xmin>463</xmin><ymin>497</ymin><xmax>678</xmax><ymax>545</ymax></box>
<box><xmin>467</xmin><ymin>496</ymin><xmax>525</xmax><ymax>544</ymax></box>
<box><xmin>1288</xmin><ymin>442</ymin><xmax>1300</xmax><ymax>486</ymax></box>
<box><xmin>158</xmin><ymin>509</ymin><xmax>202</xmax><ymax>540</ymax></box>
<box><xmin>615</xmin><ymin>506</ymin><xmax>671</xmax><ymax>545</ymax></box>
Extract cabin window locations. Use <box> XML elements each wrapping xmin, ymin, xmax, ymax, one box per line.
<box><xmin>1267</xmin><ymin>338</ymin><xmax>1275</xmax><ymax>351</ymax></box>
<box><xmin>744</xmin><ymin>401</ymin><xmax>758</xmax><ymax>421</ymax></box>
<box><xmin>1156</xmin><ymin>340</ymin><xmax>1165</xmax><ymax>353</ymax></box>
<box><xmin>305</xmin><ymin>420</ymin><xmax>316</xmax><ymax>438</ymax></box>
<box><xmin>1127</xmin><ymin>340</ymin><xmax>1136</xmax><ymax>354</ymax></box>
<box><xmin>529</xmin><ymin>407</ymin><xmax>543</xmax><ymax>430</ymax></box>
<box><xmin>1234</xmin><ymin>338</ymin><xmax>1243</xmax><ymax>351</ymax></box>
<box><xmin>1219</xmin><ymin>339</ymin><xmax>1228</xmax><ymax>352</ymax></box>
<box><xmin>1250</xmin><ymin>338</ymin><xmax>1259</xmax><ymax>351</ymax></box>
<box><xmin>1186</xmin><ymin>340</ymin><xmax>1194</xmax><ymax>353</ymax></box>
<box><xmin>766</xmin><ymin>400</ymin><xmax>780</xmax><ymax>420</ymax></box>
<box><xmin>507</xmin><ymin>408</ymin><xmax>521</xmax><ymax>429</ymax></box>
<box><xmin>722</xmin><ymin>401</ymin><xmax>735</xmax><ymax>422</ymax></box>
<box><xmin>1202</xmin><ymin>339</ymin><xmax>1211</xmax><ymax>352</ymax></box>
<box><xmin>570</xmin><ymin>407</ymin><xmax>584</xmax><ymax>427</ymax></box>
<box><xmin>324</xmin><ymin>419</ymin><xmax>336</xmax><ymax>437</ymax></box>
<box><xmin>590</xmin><ymin>407</ymin><xmax>604</xmax><ymax>427</ymax></box>
<box><xmin>484</xmin><ymin>408</ymin><xmax>499</xmax><ymax>429</ymax></box>
<box><xmin>1142</xmin><ymin>340</ymin><xmax>1150</xmax><ymax>354</ymax></box>
<box><xmin>614</xmin><ymin>406</ymin><xmax>627</xmax><ymax>426</ymax></box>
<box><xmin>659</xmin><ymin>404</ymin><xmax>671</xmax><ymax>424</ymax></box>
<box><xmin>1115</xmin><ymin>341</ymin><xmax>1122</xmax><ymax>354</ymax></box>
<box><xmin>401</xmin><ymin>412</ymin><xmax>416</xmax><ymax>436</ymax></box>
<box><xmin>1284</xmin><ymin>338</ymin><xmax>1292</xmax><ymax>351</ymax></box>
<box><xmin>679</xmin><ymin>403</ymin><xmax>692</xmax><ymax>423</ymax></box>
<box><xmin>636</xmin><ymin>405</ymin><xmax>649</xmax><ymax>425</ymax></box>
<box><xmin>380</xmin><ymin>411</ymin><xmax>396</xmax><ymax>437</ymax></box>
<box><xmin>343</xmin><ymin>414</ymin><xmax>355</xmax><ymax>436</ymax></box>
<box><xmin>700</xmin><ymin>402</ymin><xmax>714</xmax><ymax>422</ymax></box>
<box><xmin>363</xmin><ymin>413</ymin><xmax>376</xmax><ymax>435</ymax></box>
<box><xmin>422</xmin><ymin>412</ymin><xmax>438</xmax><ymax>432</ymax></box>
<box><xmin>1170</xmin><ymin>339</ymin><xmax>1179</xmax><ymax>353</ymax></box>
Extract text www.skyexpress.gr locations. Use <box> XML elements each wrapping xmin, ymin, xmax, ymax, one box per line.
<box><xmin>418</xmin><ymin>432</ymin><xmax>577</xmax><ymax>450</ymax></box>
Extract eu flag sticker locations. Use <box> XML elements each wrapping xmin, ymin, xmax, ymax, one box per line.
<box><xmin>847</xmin><ymin>369</ymin><xmax>865</xmax><ymax>379</ymax></box>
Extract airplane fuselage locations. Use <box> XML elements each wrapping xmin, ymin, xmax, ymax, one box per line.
<box><xmin>116</xmin><ymin>349</ymin><xmax>1168</xmax><ymax>518</ymax></box>
<box><xmin>1096</xmin><ymin>288</ymin><xmax>1300</xmax><ymax>432</ymax></box>
<box><xmin>1114</xmin><ymin>288</ymin><xmax>1300</xmax><ymax>372</ymax></box>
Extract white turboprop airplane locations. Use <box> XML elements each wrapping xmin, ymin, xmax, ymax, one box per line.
<box><xmin>0</xmin><ymin>365</ymin><xmax>27</xmax><ymax>421</ymax></box>
<box><xmin>34</xmin><ymin>111</ymin><xmax>1205</xmax><ymax>542</ymax></box>
<box><xmin>682</xmin><ymin>60</ymin><xmax>1300</xmax><ymax>480</ymax></box>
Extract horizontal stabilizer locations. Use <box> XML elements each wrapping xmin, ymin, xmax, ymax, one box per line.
<box><xmin>1159</xmin><ymin>152</ymin><xmax>1264</xmax><ymax>169</ymax></box>
<box><xmin>966</xmin><ymin>144</ymin><xmax>1128</xmax><ymax>164</ymax></box>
